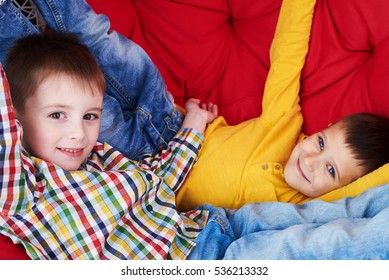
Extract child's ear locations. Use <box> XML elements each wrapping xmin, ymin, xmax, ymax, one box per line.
<box><xmin>16</xmin><ymin>119</ymin><xmax>23</xmax><ymax>140</ymax></box>
<box><xmin>14</xmin><ymin>113</ymin><xmax>20</xmax><ymax>131</ymax></box>
<box><xmin>14</xmin><ymin>109</ymin><xmax>23</xmax><ymax>139</ymax></box>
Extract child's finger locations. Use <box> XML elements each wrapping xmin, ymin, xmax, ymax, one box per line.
<box><xmin>212</xmin><ymin>104</ymin><xmax>218</xmax><ymax>116</ymax></box>
<box><xmin>210</xmin><ymin>104</ymin><xmax>218</xmax><ymax>116</ymax></box>
<box><xmin>188</xmin><ymin>98</ymin><xmax>200</xmax><ymax>104</ymax></box>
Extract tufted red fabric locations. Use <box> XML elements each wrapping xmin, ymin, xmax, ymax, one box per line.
<box><xmin>300</xmin><ymin>0</ymin><xmax>389</xmax><ymax>134</ymax></box>
<box><xmin>0</xmin><ymin>234</ymin><xmax>30</xmax><ymax>260</ymax></box>
<box><xmin>87</xmin><ymin>0</ymin><xmax>389</xmax><ymax>134</ymax></box>
<box><xmin>94</xmin><ymin>0</ymin><xmax>280</xmax><ymax>126</ymax></box>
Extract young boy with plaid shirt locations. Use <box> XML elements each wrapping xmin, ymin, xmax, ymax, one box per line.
<box><xmin>0</xmin><ymin>31</ymin><xmax>217</xmax><ymax>259</ymax></box>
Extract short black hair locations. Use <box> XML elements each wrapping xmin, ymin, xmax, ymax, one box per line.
<box><xmin>340</xmin><ymin>112</ymin><xmax>389</xmax><ymax>175</ymax></box>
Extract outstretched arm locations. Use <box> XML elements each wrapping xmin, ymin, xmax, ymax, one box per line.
<box><xmin>137</xmin><ymin>99</ymin><xmax>217</xmax><ymax>192</ymax></box>
<box><xmin>0</xmin><ymin>64</ymin><xmax>35</xmax><ymax>215</ymax></box>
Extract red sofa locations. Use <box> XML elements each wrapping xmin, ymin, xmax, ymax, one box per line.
<box><xmin>2</xmin><ymin>0</ymin><xmax>389</xmax><ymax>259</ymax></box>
<box><xmin>87</xmin><ymin>0</ymin><xmax>389</xmax><ymax>135</ymax></box>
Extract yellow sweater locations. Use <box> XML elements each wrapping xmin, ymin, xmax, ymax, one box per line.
<box><xmin>177</xmin><ymin>0</ymin><xmax>389</xmax><ymax>211</ymax></box>
<box><xmin>176</xmin><ymin>0</ymin><xmax>314</xmax><ymax>211</ymax></box>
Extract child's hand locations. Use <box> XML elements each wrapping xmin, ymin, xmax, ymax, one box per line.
<box><xmin>181</xmin><ymin>98</ymin><xmax>218</xmax><ymax>134</ymax></box>
<box><xmin>185</xmin><ymin>98</ymin><xmax>218</xmax><ymax>124</ymax></box>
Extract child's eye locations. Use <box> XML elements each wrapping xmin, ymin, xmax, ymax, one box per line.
<box><xmin>83</xmin><ymin>113</ymin><xmax>99</xmax><ymax>121</ymax></box>
<box><xmin>318</xmin><ymin>136</ymin><xmax>324</xmax><ymax>150</ymax></box>
<box><xmin>327</xmin><ymin>165</ymin><xmax>336</xmax><ymax>178</ymax></box>
<box><xmin>50</xmin><ymin>112</ymin><xmax>65</xmax><ymax>119</ymax></box>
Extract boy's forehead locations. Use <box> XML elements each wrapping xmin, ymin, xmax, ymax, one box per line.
<box><xmin>323</xmin><ymin>122</ymin><xmax>364</xmax><ymax>181</ymax></box>
<box><xmin>39</xmin><ymin>72</ymin><xmax>104</xmax><ymax>96</ymax></box>
<box><xmin>31</xmin><ymin>74</ymin><xmax>103</xmax><ymax>105</ymax></box>
<box><xmin>321</xmin><ymin>122</ymin><xmax>347</xmax><ymax>150</ymax></box>
<box><xmin>322</xmin><ymin>121</ymin><xmax>345</xmax><ymax>135</ymax></box>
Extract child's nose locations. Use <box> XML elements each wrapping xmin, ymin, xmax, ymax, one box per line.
<box><xmin>69</xmin><ymin>121</ymin><xmax>86</xmax><ymax>141</ymax></box>
<box><xmin>303</xmin><ymin>153</ymin><xmax>320</xmax><ymax>172</ymax></box>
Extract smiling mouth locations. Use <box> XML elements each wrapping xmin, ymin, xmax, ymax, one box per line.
<box><xmin>58</xmin><ymin>148</ymin><xmax>84</xmax><ymax>158</ymax></box>
<box><xmin>297</xmin><ymin>158</ymin><xmax>310</xmax><ymax>183</ymax></box>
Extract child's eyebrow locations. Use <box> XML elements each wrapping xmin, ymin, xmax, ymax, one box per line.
<box><xmin>42</xmin><ymin>105</ymin><xmax>102</xmax><ymax>112</ymax></box>
<box><xmin>42</xmin><ymin>104</ymin><xmax>72</xmax><ymax>110</ymax></box>
<box><xmin>87</xmin><ymin>107</ymin><xmax>103</xmax><ymax>112</ymax></box>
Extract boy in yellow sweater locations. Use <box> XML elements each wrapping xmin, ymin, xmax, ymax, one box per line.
<box><xmin>176</xmin><ymin>0</ymin><xmax>389</xmax><ymax>210</ymax></box>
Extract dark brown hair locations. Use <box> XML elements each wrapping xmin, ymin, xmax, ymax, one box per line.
<box><xmin>5</xmin><ymin>31</ymin><xmax>106</xmax><ymax>111</ymax></box>
<box><xmin>340</xmin><ymin>112</ymin><xmax>389</xmax><ymax>175</ymax></box>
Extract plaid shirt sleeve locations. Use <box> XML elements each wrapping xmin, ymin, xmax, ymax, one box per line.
<box><xmin>0</xmin><ymin>64</ymin><xmax>208</xmax><ymax>260</ymax></box>
<box><xmin>85</xmin><ymin>127</ymin><xmax>204</xmax><ymax>195</ymax></box>
<box><xmin>0</xmin><ymin>64</ymin><xmax>36</xmax><ymax>215</ymax></box>
<box><xmin>138</xmin><ymin>129</ymin><xmax>203</xmax><ymax>193</ymax></box>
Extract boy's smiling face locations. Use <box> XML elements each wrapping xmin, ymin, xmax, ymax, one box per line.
<box><xmin>284</xmin><ymin>122</ymin><xmax>365</xmax><ymax>197</ymax></box>
<box><xmin>16</xmin><ymin>73</ymin><xmax>103</xmax><ymax>171</ymax></box>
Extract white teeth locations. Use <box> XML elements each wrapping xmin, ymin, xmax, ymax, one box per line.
<box><xmin>60</xmin><ymin>148</ymin><xmax>82</xmax><ymax>153</ymax></box>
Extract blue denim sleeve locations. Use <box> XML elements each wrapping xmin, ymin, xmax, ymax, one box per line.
<box><xmin>222</xmin><ymin>183</ymin><xmax>389</xmax><ymax>259</ymax></box>
<box><xmin>0</xmin><ymin>0</ymin><xmax>38</xmax><ymax>66</ymax></box>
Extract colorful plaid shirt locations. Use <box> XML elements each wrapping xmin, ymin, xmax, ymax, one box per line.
<box><xmin>0</xmin><ymin>64</ymin><xmax>208</xmax><ymax>260</ymax></box>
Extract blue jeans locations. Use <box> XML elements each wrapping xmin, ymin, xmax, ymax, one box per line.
<box><xmin>188</xmin><ymin>183</ymin><xmax>389</xmax><ymax>259</ymax></box>
<box><xmin>0</xmin><ymin>1</ymin><xmax>38</xmax><ymax>65</ymax></box>
<box><xmin>0</xmin><ymin>0</ymin><xmax>183</xmax><ymax>161</ymax></box>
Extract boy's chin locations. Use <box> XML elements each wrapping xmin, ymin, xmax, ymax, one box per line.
<box><xmin>55</xmin><ymin>159</ymin><xmax>84</xmax><ymax>171</ymax></box>
<box><xmin>284</xmin><ymin>168</ymin><xmax>310</xmax><ymax>196</ymax></box>
<box><xmin>283</xmin><ymin>163</ymin><xmax>294</xmax><ymax>185</ymax></box>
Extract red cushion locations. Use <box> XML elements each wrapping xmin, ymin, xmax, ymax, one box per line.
<box><xmin>0</xmin><ymin>234</ymin><xmax>29</xmax><ymax>260</ymax></box>
<box><xmin>88</xmin><ymin>0</ymin><xmax>389</xmax><ymax>133</ymax></box>
<box><xmin>300</xmin><ymin>0</ymin><xmax>389</xmax><ymax>134</ymax></box>
<box><xmin>126</xmin><ymin>0</ymin><xmax>280</xmax><ymax>125</ymax></box>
